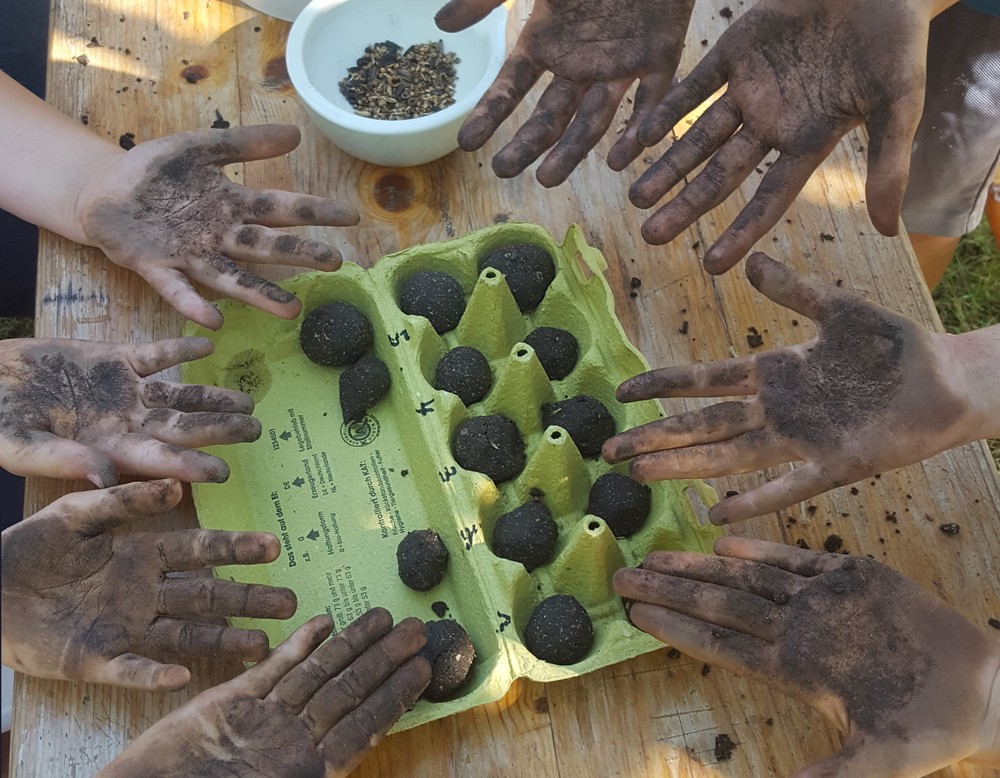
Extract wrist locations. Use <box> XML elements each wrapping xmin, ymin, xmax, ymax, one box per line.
<box><xmin>934</xmin><ymin>325</ymin><xmax>1000</xmax><ymax>443</ymax></box>
<box><xmin>66</xmin><ymin>146</ymin><xmax>126</xmax><ymax>247</ymax></box>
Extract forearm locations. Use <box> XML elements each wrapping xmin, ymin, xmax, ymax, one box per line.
<box><xmin>0</xmin><ymin>71</ymin><xmax>123</xmax><ymax>245</ymax></box>
<box><xmin>968</xmin><ymin>646</ymin><xmax>1000</xmax><ymax>766</ymax></box>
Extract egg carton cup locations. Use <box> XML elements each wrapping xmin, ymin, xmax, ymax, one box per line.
<box><xmin>183</xmin><ymin>223</ymin><xmax>720</xmax><ymax>731</ymax></box>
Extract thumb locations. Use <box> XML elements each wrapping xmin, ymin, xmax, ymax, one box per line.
<box><xmin>0</xmin><ymin>430</ymin><xmax>119</xmax><ymax>488</ymax></box>
<box><xmin>60</xmin><ymin>478</ymin><xmax>184</xmax><ymax>535</ymax></box>
<box><xmin>864</xmin><ymin>93</ymin><xmax>924</xmax><ymax>237</ymax></box>
<box><xmin>94</xmin><ymin>652</ymin><xmax>192</xmax><ymax>691</ymax></box>
<box><xmin>435</xmin><ymin>0</ymin><xmax>504</xmax><ymax>32</ymax></box>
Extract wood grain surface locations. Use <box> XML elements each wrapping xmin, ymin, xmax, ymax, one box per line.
<box><xmin>10</xmin><ymin>0</ymin><xmax>999</xmax><ymax>776</ymax></box>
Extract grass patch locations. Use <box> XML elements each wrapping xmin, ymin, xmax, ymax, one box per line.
<box><xmin>932</xmin><ymin>217</ymin><xmax>1000</xmax><ymax>467</ymax></box>
<box><xmin>0</xmin><ymin>316</ymin><xmax>32</xmax><ymax>340</ymax></box>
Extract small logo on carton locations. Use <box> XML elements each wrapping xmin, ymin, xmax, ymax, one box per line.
<box><xmin>341</xmin><ymin>414</ymin><xmax>381</xmax><ymax>447</ymax></box>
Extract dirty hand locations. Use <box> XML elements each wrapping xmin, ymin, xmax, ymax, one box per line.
<box><xmin>77</xmin><ymin>125</ymin><xmax>359</xmax><ymax>329</ymax></box>
<box><xmin>631</xmin><ymin>0</ymin><xmax>933</xmax><ymax>273</ymax></box>
<box><xmin>0</xmin><ymin>336</ymin><xmax>259</xmax><ymax>488</ymax></box>
<box><xmin>1</xmin><ymin>479</ymin><xmax>297</xmax><ymax>690</ymax></box>
<box><xmin>437</xmin><ymin>0</ymin><xmax>695</xmax><ymax>185</ymax></box>
<box><xmin>604</xmin><ymin>253</ymin><xmax>1000</xmax><ymax>524</ymax></box>
<box><xmin>614</xmin><ymin>537</ymin><xmax>1000</xmax><ymax>775</ymax></box>
<box><xmin>100</xmin><ymin>610</ymin><xmax>431</xmax><ymax>777</ymax></box>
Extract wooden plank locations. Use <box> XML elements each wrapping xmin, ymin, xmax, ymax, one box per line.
<box><xmin>11</xmin><ymin>0</ymin><xmax>999</xmax><ymax>776</ymax></box>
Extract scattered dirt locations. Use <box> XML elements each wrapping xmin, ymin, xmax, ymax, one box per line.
<box><xmin>714</xmin><ymin>733</ymin><xmax>737</xmax><ymax>761</ymax></box>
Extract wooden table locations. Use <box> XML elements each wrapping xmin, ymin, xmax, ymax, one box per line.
<box><xmin>11</xmin><ymin>1</ymin><xmax>1000</xmax><ymax>775</ymax></box>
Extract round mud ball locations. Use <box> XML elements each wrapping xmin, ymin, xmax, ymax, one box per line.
<box><xmin>524</xmin><ymin>327</ymin><xmax>579</xmax><ymax>380</ymax></box>
<box><xmin>541</xmin><ymin>395</ymin><xmax>616</xmax><ymax>458</ymax></box>
<box><xmin>418</xmin><ymin>619</ymin><xmax>477</xmax><ymax>701</ymax></box>
<box><xmin>478</xmin><ymin>243</ymin><xmax>556</xmax><ymax>313</ymax></box>
<box><xmin>434</xmin><ymin>346</ymin><xmax>492</xmax><ymax>406</ymax></box>
<box><xmin>399</xmin><ymin>270</ymin><xmax>466</xmax><ymax>334</ymax></box>
<box><xmin>396</xmin><ymin>529</ymin><xmax>449</xmax><ymax>591</ymax></box>
<box><xmin>451</xmin><ymin>414</ymin><xmax>526</xmax><ymax>483</ymax></box>
<box><xmin>587</xmin><ymin>473</ymin><xmax>652</xmax><ymax>538</ymax></box>
<box><xmin>524</xmin><ymin>594</ymin><xmax>594</xmax><ymax>665</ymax></box>
<box><xmin>339</xmin><ymin>354</ymin><xmax>391</xmax><ymax>423</ymax></box>
<box><xmin>491</xmin><ymin>501</ymin><xmax>558</xmax><ymax>572</ymax></box>
<box><xmin>299</xmin><ymin>301</ymin><xmax>373</xmax><ymax>367</ymax></box>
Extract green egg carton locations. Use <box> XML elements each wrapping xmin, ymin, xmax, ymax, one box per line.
<box><xmin>183</xmin><ymin>222</ymin><xmax>720</xmax><ymax>731</ymax></box>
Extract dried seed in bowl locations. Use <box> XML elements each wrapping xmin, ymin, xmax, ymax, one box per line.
<box><xmin>339</xmin><ymin>40</ymin><xmax>459</xmax><ymax>120</ymax></box>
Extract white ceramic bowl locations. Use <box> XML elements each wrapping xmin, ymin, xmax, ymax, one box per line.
<box><xmin>241</xmin><ymin>0</ymin><xmax>309</xmax><ymax>22</ymax></box>
<box><xmin>286</xmin><ymin>0</ymin><xmax>507</xmax><ymax>167</ymax></box>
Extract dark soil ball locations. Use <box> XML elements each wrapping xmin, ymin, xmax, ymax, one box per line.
<box><xmin>396</xmin><ymin>529</ymin><xmax>449</xmax><ymax>591</ymax></box>
<box><xmin>491</xmin><ymin>501</ymin><xmax>558</xmax><ymax>571</ymax></box>
<box><xmin>524</xmin><ymin>594</ymin><xmax>594</xmax><ymax>665</ymax></box>
<box><xmin>587</xmin><ymin>472</ymin><xmax>652</xmax><ymax>538</ymax></box>
<box><xmin>434</xmin><ymin>346</ymin><xmax>492</xmax><ymax>406</ymax></box>
<box><xmin>418</xmin><ymin>619</ymin><xmax>477</xmax><ymax>701</ymax></box>
<box><xmin>541</xmin><ymin>395</ymin><xmax>616</xmax><ymax>458</ymax></box>
<box><xmin>399</xmin><ymin>270</ymin><xmax>466</xmax><ymax>334</ymax></box>
<box><xmin>478</xmin><ymin>243</ymin><xmax>556</xmax><ymax>312</ymax></box>
<box><xmin>524</xmin><ymin>327</ymin><xmax>579</xmax><ymax>380</ymax></box>
<box><xmin>339</xmin><ymin>354</ymin><xmax>391</xmax><ymax>423</ymax></box>
<box><xmin>299</xmin><ymin>301</ymin><xmax>373</xmax><ymax>367</ymax></box>
<box><xmin>452</xmin><ymin>414</ymin><xmax>526</xmax><ymax>483</ymax></box>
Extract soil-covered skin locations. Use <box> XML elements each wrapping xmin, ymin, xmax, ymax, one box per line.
<box><xmin>299</xmin><ymin>301</ymin><xmax>373</xmax><ymax>367</ymax></box>
<box><xmin>417</xmin><ymin>619</ymin><xmax>477</xmax><ymax>701</ymax></box>
<box><xmin>541</xmin><ymin>395</ymin><xmax>616</xmax><ymax>458</ymax></box>
<box><xmin>434</xmin><ymin>346</ymin><xmax>492</xmax><ymax>406</ymax></box>
<box><xmin>399</xmin><ymin>270</ymin><xmax>467</xmax><ymax>334</ymax></box>
<box><xmin>524</xmin><ymin>594</ymin><xmax>594</xmax><ymax>665</ymax></box>
<box><xmin>630</xmin><ymin>0</ymin><xmax>934</xmax><ymax>271</ymax></box>
<box><xmin>78</xmin><ymin>125</ymin><xmax>359</xmax><ymax>329</ymax></box>
<box><xmin>478</xmin><ymin>243</ymin><xmax>556</xmax><ymax>313</ymax></box>
<box><xmin>0</xmin><ymin>338</ymin><xmax>257</xmax><ymax>486</ymax></box>
<box><xmin>441</xmin><ymin>0</ymin><xmax>697</xmax><ymax>186</ymax></box>
<box><xmin>0</xmin><ymin>480</ymin><xmax>295</xmax><ymax>689</ymax></box>
<box><xmin>97</xmin><ymin>611</ymin><xmax>430</xmax><ymax>778</ymax></box>
<box><xmin>339</xmin><ymin>354</ymin><xmax>391</xmax><ymax>423</ymax></box>
<box><xmin>587</xmin><ymin>472</ymin><xmax>651</xmax><ymax>537</ymax></box>
<box><xmin>524</xmin><ymin>326</ymin><xmax>579</xmax><ymax>380</ymax></box>
<box><xmin>452</xmin><ymin>414</ymin><xmax>526</xmax><ymax>483</ymax></box>
<box><xmin>491</xmin><ymin>501</ymin><xmax>558</xmax><ymax>571</ymax></box>
<box><xmin>606</xmin><ymin>254</ymin><xmax>973</xmax><ymax>525</ymax></box>
<box><xmin>396</xmin><ymin>530</ymin><xmax>450</xmax><ymax>592</ymax></box>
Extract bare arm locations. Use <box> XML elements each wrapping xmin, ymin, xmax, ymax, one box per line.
<box><xmin>605</xmin><ymin>254</ymin><xmax>1000</xmax><ymax>524</ymax></box>
<box><xmin>0</xmin><ymin>72</ymin><xmax>359</xmax><ymax>328</ymax></box>
<box><xmin>0</xmin><ymin>70</ymin><xmax>117</xmax><ymax>244</ymax></box>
